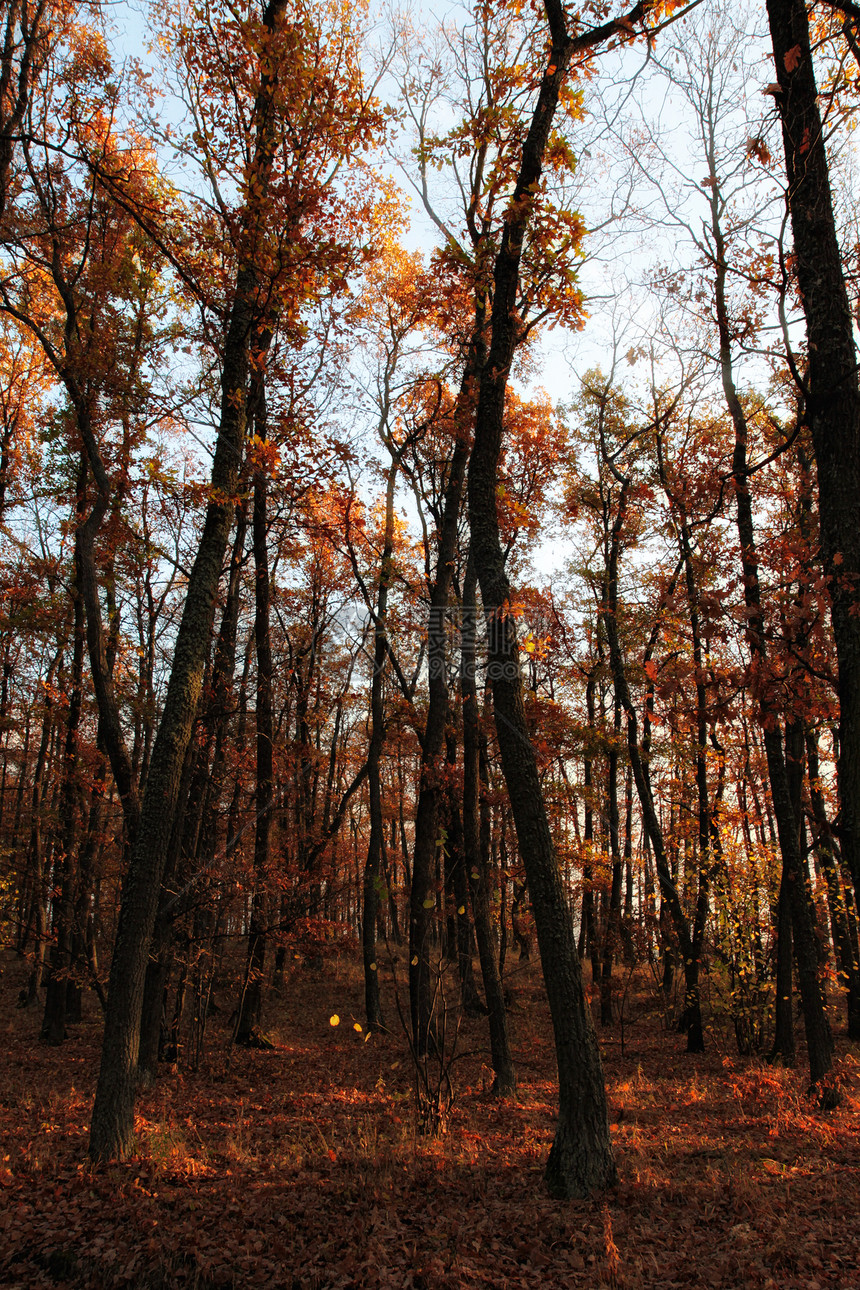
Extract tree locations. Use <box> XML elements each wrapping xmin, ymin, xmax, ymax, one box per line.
<box><xmin>466</xmin><ymin>0</ymin><xmax>671</xmax><ymax>1202</ymax></box>
<box><xmin>765</xmin><ymin>0</ymin><xmax>860</xmax><ymax>963</ymax></box>
<box><xmin>89</xmin><ymin>0</ymin><xmax>384</xmax><ymax>1159</ymax></box>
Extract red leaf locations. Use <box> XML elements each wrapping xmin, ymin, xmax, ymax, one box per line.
<box><xmin>784</xmin><ymin>44</ymin><xmax>802</xmax><ymax>73</ymax></box>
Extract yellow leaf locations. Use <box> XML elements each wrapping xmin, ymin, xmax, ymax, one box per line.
<box><xmin>369</xmin><ymin>962</ymin><xmax>377</xmax><ymax>971</ymax></box>
<box><xmin>423</xmin><ymin>897</ymin><xmax>435</xmax><ymax>909</ymax></box>
<box><xmin>411</xmin><ymin>955</ymin><xmax>419</xmax><ymax>966</ymax></box>
<box><xmin>329</xmin><ymin>1014</ymin><xmax>340</xmax><ymax>1026</ymax></box>
<box><xmin>457</xmin><ymin>906</ymin><xmax>466</xmax><ymax>915</ymax></box>
<box><xmin>354</xmin><ymin>1022</ymin><xmax>363</xmax><ymax>1033</ymax></box>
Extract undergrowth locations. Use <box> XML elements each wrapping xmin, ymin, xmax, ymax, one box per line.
<box><xmin>1</xmin><ymin>954</ymin><xmax>859</xmax><ymax>1289</ymax></box>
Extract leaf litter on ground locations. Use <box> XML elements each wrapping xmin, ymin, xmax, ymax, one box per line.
<box><xmin>1</xmin><ymin>952</ymin><xmax>859</xmax><ymax>1289</ymax></box>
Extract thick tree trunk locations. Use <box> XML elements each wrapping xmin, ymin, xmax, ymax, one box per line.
<box><xmin>766</xmin><ymin>0</ymin><xmax>860</xmax><ymax>922</ymax></box>
<box><xmin>466</xmin><ymin>0</ymin><xmax>621</xmax><ymax>1197</ymax></box>
<box><xmin>137</xmin><ymin>743</ymin><xmax>197</xmax><ymax>1080</ymax></box>
<box><xmin>188</xmin><ymin>502</ymin><xmax>248</xmax><ymax>1038</ymax></box>
<box><xmin>763</xmin><ymin>725</ymin><xmax>833</xmax><ymax>1089</ymax></box>
<box><xmin>703</xmin><ymin>103</ymin><xmax>835</xmax><ymax>1093</ymax></box>
<box><xmin>91</xmin><ymin>236</ymin><xmax>269</xmax><ymax>1151</ymax></box>
<box><xmin>138</xmin><ymin>502</ymin><xmax>247</xmax><ymax>1070</ymax></box>
<box><xmin>89</xmin><ymin>0</ymin><xmax>289</xmax><ymax>1157</ymax></box>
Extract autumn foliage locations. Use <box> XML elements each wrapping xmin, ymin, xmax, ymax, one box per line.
<box><xmin>1</xmin><ymin>0</ymin><xmax>860</xmax><ymax>1274</ymax></box>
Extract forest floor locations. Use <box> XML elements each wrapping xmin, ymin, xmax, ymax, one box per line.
<box><xmin>1</xmin><ymin>949</ymin><xmax>859</xmax><ymax>1289</ymax></box>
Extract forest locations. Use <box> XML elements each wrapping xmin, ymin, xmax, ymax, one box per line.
<box><xmin>2</xmin><ymin>0</ymin><xmax>860</xmax><ymax>1284</ymax></box>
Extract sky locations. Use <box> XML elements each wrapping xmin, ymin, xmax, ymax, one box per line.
<box><xmin>96</xmin><ymin>0</ymin><xmax>853</xmax><ymax>592</ymax></box>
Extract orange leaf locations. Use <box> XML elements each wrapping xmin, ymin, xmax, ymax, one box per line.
<box><xmin>784</xmin><ymin>44</ymin><xmax>802</xmax><ymax>73</ymax></box>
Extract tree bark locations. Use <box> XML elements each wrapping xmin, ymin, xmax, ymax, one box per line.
<box><xmin>409</xmin><ymin>424</ymin><xmax>471</xmax><ymax>1054</ymax></box>
<box><xmin>581</xmin><ymin>673</ymin><xmax>601</xmax><ymax>984</ymax></box>
<box><xmin>766</xmin><ymin>0</ymin><xmax>860</xmax><ymax>922</ymax></box>
<box><xmin>362</xmin><ymin>460</ymin><xmax>397</xmax><ymax>1032</ymax></box>
<box><xmin>235</xmin><ymin>400</ymin><xmax>274</xmax><ymax>1045</ymax></box>
<box><xmin>599</xmin><ymin>695</ymin><xmax>623</xmax><ymax>1026</ymax></box>
<box><xmin>445</xmin><ymin>728</ymin><xmax>484</xmax><ymax>1013</ymax></box>
<box><xmin>769</xmin><ymin>855</ymin><xmax>796</xmax><ymax>1065</ymax></box>
<box><xmin>41</xmin><ymin>557</ymin><xmax>85</xmax><ymax>1044</ymax></box>
<box><xmin>806</xmin><ymin>726</ymin><xmax>860</xmax><ymax>1037</ymax></box>
<box><xmin>726</xmin><ymin>336</ymin><xmax>834</xmax><ymax>1093</ymax></box>
<box><xmin>24</xmin><ymin>641</ymin><xmax>64</xmax><ymax>1005</ymax></box>
<box><xmin>703</xmin><ymin>91</ymin><xmax>834</xmax><ymax>1092</ymax></box>
<box><xmin>655</xmin><ymin>432</ymin><xmax>722</xmax><ymax>1052</ymax></box>
<box><xmin>466</xmin><ymin>0</ymin><xmax>628</xmax><ymax>1197</ymax></box>
<box><xmin>88</xmin><ymin>0</ymin><xmax>289</xmax><ymax>1160</ymax></box>
<box><xmin>461</xmin><ymin>560</ymin><xmax>516</xmax><ymax>1092</ymax></box>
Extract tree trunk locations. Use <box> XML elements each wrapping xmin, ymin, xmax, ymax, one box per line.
<box><xmin>599</xmin><ymin>693</ymin><xmax>623</xmax><ymax>1026</ymax></box>
<box><xmin>138</xmin><ymin>501</ymin><xmax>247</xmax><ymax>1070</ymax></box>
<box><xmin>766</xmin><ymin>0</ymin><xmax>860</xmax><ymax>926</ymax></box>
<box><xmin>655</xmin><ymin>432</ymin><xmax>723</xmax><ymax>1051</ymax></box>
<box><xmin>88</xmin><ymin>0</ymin><xmax>288</xmax><ymax>1155</ymax></box>
<box><xmin>362</xmin><ymin>460</ymin><xmax>397</xmax><ymax>1032</ymax></box>
<box><xmin>137</xmin><ymin>741</ymin><xmax>197</xmax><ymax>1080</ymax></box>
<box><xmin>769</xmin><ymin>856</ymin><xmax>796</xmax><ymax>1065</ymax></box>
<box><xmin>24</xmin><ymin>642</ymin><xmax>63</xmax><ymax>1006</ymax></box>
<box><xmin>707</xmin><ymin>101</ymin><xmax>834</xmax><ymax>1095</ymax></box>
<box><xmin>445</xmin><ymin>728</ymin><xmax>483</xmax><ymax>1013</ymax></box>
<box><xmin>806</xmin><ymin>727</ymin><xmax>860</xmax><ymax>1038</ymax></box>
<box><xmin>466</xmin><ymin>0</ymin><xmax>620</xmax><ymax>1197</ymax></box>
<box><xmin>461</xmin><ymin>560</ymin><xmax>515</xmax><ymax>1093</ymax></box>
<box><xmin>581</xmin><ymin>673</ymin><xmax>601</xmax><ymax>985</ymax></box>
<box><xmin>235</xmin><ymin>433</ymin><xmax>274</xmax><ymax>1045</ymax></box>
<box><xmin>409</xmin><ymin>426</ymin><xmax>471</xmax><ymax>1054</ymax></box>
<box><xmin>41</xmin><ymin>562</ymin><xmax>85</xmax><ymax>1044</ymax></box>
<box><xmin>729</xmin><ymin>419</ymin><xmax>833</xmax><ymax>1089</ymax></box>
<box><xmin>75</xmin><ymin>438</ymin><xmax>140</xmax><ymax>842</ymax></box>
